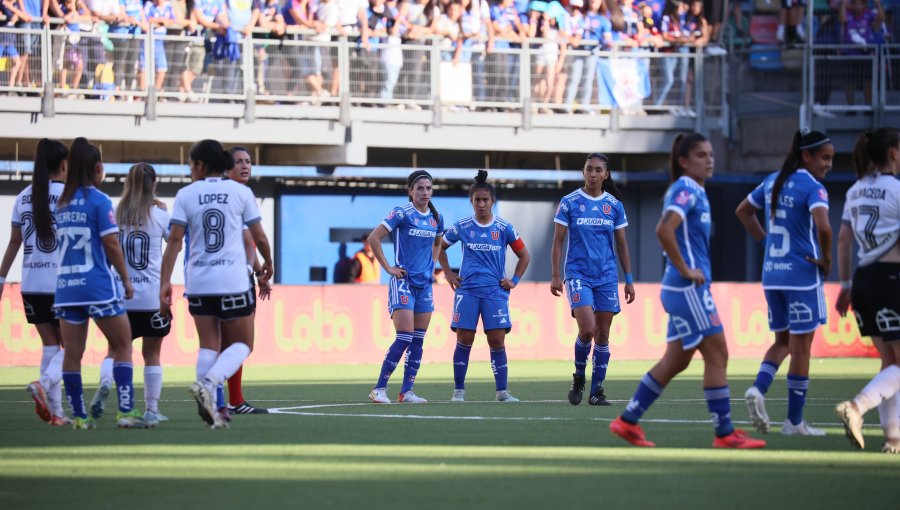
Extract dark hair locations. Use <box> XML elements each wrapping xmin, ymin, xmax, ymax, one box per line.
<box><xmin>229</xmin><ymin>145</ymin><xmax>251</xmax><ymax>158</ymax></box>
<box><xmin>59</xmin><ymin>137</ymin><xmax>102</xmax><ymax>208</ymax></box>
<box><xmin>190</xmin><ymin>139</ymin><xmax>234</xmax><ymax>176</ymax></box>
<box><xmin>31</xmin><ymin>139</ymin><xmax>68</xmax><ymax>247</ymax></box>
<box><xmin>469</xmin><ymin>169</ymin><xmax>496</xmax><ymax>201</ymax></box>
<box><xmin>771</xmin><ymin>130</ymin><xmax>831</xmax><ymax>218</ymax></box>
<box><xmin>853</xmin><ymin>128</ymin><xmax>900</xmax><ymax>179</ymax></box>
<box><xmin>407</xmin><ymin>169</ymin><xmax>440</xmax><ymax>223</ymax></box>
<box><xmin>586</xmin><ymin>153</ymin><xmax>623</xmax><ymax>201</ymax></box>
<box><xmin>669</xmin><ymin>132</ymin><xmax>708</xmax><ymax>182</ymax></box>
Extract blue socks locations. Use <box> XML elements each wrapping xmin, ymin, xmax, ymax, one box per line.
<box><xmin>374</xmin><ymin>332</ymin><xmax>412</xmax><ymax>390</ymax></box>
<box><xmin>591</xmin><ymin>344</ymin><xmax>610</xmax><ymax>395</ymax></box>
<box><xmin>490</xmin><ymin>348</ymin><xmax>508</xmax><ymax>391</ymax></box>
<box><xmin>705</xmin><ymin>386</ymin><xmax>734</xmax><ymax>437</ymax></box>
<box><xmin>622</xmin><ymin>373</ymin><xmax>664</xmax><ymax>424</ymax></box>
<box><xmin>63</xmin><ymin>371</ymin><xmax>85</xmax><ymax>419</ymax></box>
<box><xmin>216</xmin><ymin>384</ymin><xmax>225</xmax><ymax>410</ymax></box>
<box><xmin>112</xmin><ymin>362</ymin><xmax>134</xmax><ymax>414</ymax></box>
<box><xmin>573</xmin><ymin>337</ymin><xmax>591</xmax><ymax>377</ymax></box>
<box><xmin>453</xmin><ymin>342</ymin><xmax>472</xmax><ymax>390</ymax></box>
<box><xmin>787</xmin><ymin>374</ymin><xmax>809</xmax><ymax>426</ymax></box>
<box><xmin>401</xmin><ymin>329</ymin><xmax>426</xmax><ymax>393</ymax></box>
<box><xmin>753</xmin><ymin>360</ymin><xmax>780</xmax><ymax>395</ymax></box>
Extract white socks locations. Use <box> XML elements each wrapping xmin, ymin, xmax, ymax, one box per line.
<box><xmin>853</xmin><ymin>365</ymin><xmax>900</xmax><ymax>415</ymax></box>
<box><xmin>877</xmin><ymin>393</ymin><xmax>900</xmax><ymax>442</ymax></box>
<box><xmin>99</xmin><ymin>357</ymin><xmax>114</xmax><ymax>388</ymax></box>
<box><xmin>202</xmin><ymin>342</ymin><xmax>251</xmax><ymax>389</ymax></box>
<box><xmin>196</xmin><ymin>348</ymin><xmax>218</xmax><ymax>382</ymax></box>
<box><xmin>144</xmin><ymin>365</ymin><xmax>163</xmax><ymax>413</ymax></box>
<box><xmin>40</xmin><ymin>345</ymin><xmax>59</xmax><ymax>375</ymax></box>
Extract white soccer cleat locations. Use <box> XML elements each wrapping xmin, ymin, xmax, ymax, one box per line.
<box><xmin>781</xmin><ymin>420</ymin><xmax>826</xmax><ymax>437</ymax></box>
<box><xmin>835</xmin><ymin>401</ymin><xmax>865</xmax><ymax>450</ymax></box>
<box><xmin>450</xmin><ymin>389</ymin><xmax>465</xmax><ymax>402</ymax></box>
<box><xmin>398</xmin><ymin>391</ymin><xmax>427</xmax><ymax>404</ymax></box>
<box><xmin>882</xmin><ymin>440</ymin><xmax>899</xmax><ymax>454</ymax></box>
<box><xmin>496</xmin><ymin>390</ymin><xmax>519</xmax><ymax>402</ymax></box>
<box><xmin>744</xmin><ymin>386</ymin><xmax>770</xmax><ymax>434</ymax></box>
<box><xmin>189</xmin><ymin>381</ymin><xmax>224</xmax><ymax>428</ymax></box>
<box><xmin>368</xmin><ymin>388</ymin><xmax>391</xmax><ymax>404</ymax></box>
<box><xmin>90</xmin><ymin>383</ymin><xmax>111</xmax><ymax>420</ymax></box>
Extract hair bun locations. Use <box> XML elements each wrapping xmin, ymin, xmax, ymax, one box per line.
<box><xmin>475</xmin><ymin>169</ymin><xmax>488</xmax><ymax>183</ymax></box>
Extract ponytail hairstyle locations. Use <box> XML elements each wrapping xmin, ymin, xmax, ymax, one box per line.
<box><xmin>117</xmin><ymin>163</ymin><xmax>158</xmax><ymax>227</ymax></box>
<box><xmin>189</xmin><ymin>139</ymin><xmax>234</xmax><ymax>177</ymax></box>
<box><xmin>669</xmin><ymin>131</ymin><xmax>708</xmax><ymax>182</ymax></box>
<box><xmin>31</xmin><ymin>138</ymin><xmax>68</xmax><ymax>247</ymax></box>
<box><xmin>770</xmin><ymin>130</ymin><xmax>830</xmax><ymax>218</ymax></box>
<box><xmin>407</xmin><ymin>169</ymin><xmax>440</xmax><ymax>223</ymax></box>
<box><xmin>468</xmin><ymin>169</ymin><xmax>497</xmax><ymax>201</ymax></box>
<box><xmin>853</xmin><ymin>127</ymin><xmax>900</xmax><ymax>179</ymax></box>
<box><xmin>59</xmin><ymin>137</ymin><xmax>102</xmax><ymax>208</ymax></box>
<box><xmin>586</xmin><ymin>152</ymin><xmax>624</xmax><ymax>201</ymax></box>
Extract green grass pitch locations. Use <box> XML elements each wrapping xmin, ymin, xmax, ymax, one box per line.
<box><xmin>0</xmin><ymin>358</ymin><xmax>897</xmax><ymax>509</ymax></box>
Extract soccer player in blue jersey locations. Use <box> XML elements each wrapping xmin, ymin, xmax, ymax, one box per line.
<box><xmin>439</xmin><ymin>170</ymin><xmax>531</xmax><ymax>403</ymax></box>
<box><xmin>609</xmin><ymin>133</ymin><xmax>766</xmax><ymax>448</ymax></box>
<box><xmin>53</xmin><ymin>138</ymin><xmax>147</xmax><ymax>429</ymax></box>
<box><xmin>1</xmin><ymin>139</ymin><xmax>69</xmax><ymax>426</ymax></box>
<box><xmin>367</xmin><ymin>170</ymin><xmax>444</xmax><ymax>404</ymax></box>
<box><xmin>551</xmin><ymin>153</ymin><xmax>635</xmax><ymax>406</ymax></box>
<box><xmin>736</xmin><ymin>130</ymin><xmax>834</xmax><ymax>437</ymax></box>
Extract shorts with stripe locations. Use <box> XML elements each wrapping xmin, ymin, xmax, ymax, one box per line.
<box><xmin>55</xmin><ymin>300</ymin><xmax>127</xmax><ymax>324</ymax></box>
<box><xmin>565</xmin><ymin>279</ymin><xmax>620</xmax><ymax>315</ymax></box>
<box><xmin>21</xmin><ymin>293</ymin><xmax>57</xmax><ymax>325</ymax></box>
<box><xmin>187</xmin><ymin>290</ymin><xmax>255</xmax><ymax>321</ymax></box>
<box><xmin>851</xmin><ymin>262</ymin><xmax>900</xmax><ymax>342</ymax></box>
<box><xmin>450</xmin><ymin>291</ymin><xmax>511</xmax><ymax>333</ymax></box>
<box><xmin>387</xmin><ymin>277</ymin><xmax>434</xmax><ymax>315</ymax></box>
<box><xmin>764</xmin><ymin>287</ymin><xmax>826</xmax><ymax>334</ymax></box>
<box><xmin>661</xmin><ymin>284</ymin><xmax>723</xmax><ymax>350</ymax></box>
<box><xmin>128</xmin><ymin>310</ymin><xmax>172</xmax><ymax>340</ymax></box>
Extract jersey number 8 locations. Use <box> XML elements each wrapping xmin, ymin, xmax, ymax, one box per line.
<box><xmin>202</xmin><ymin>209</ymin><xmax>225</xmax><ymax>253</ymax></box>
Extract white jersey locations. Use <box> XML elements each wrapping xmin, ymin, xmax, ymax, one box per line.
<box><xmin>842</xmin><ymin>174</ymin><xmax>900</xmax><ymax>267</ymax></box>
<box><xmin>118</xmin><ymin>206</ymin><xmax>170</xmax><ymax>311</ymax></box>
<box><xmin>10</xmin><ymin>181</ymin><xmax>64</xmax><ymax>294</ymax></box>
<box><xmin>171</xmin><ymin>177</ymin><xmax>261</xmax><ymax>296</ymax></box>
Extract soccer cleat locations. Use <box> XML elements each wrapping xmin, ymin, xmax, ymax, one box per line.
<box><xmin>610</xmin><ymin>416</ymin><xmax>655</xmax><ymax>447</ymax></box>
<box><xmin>398</xmin><ymin>391</ymin><xmax>428</xmax><ymax>403</ymax></box>
<box><xmin>26</xmin><ymin>381</ymin><xmax>51</xmax><ymax>422</ymax></box>
<box><xmin>156</xmin><ymin>412</ymin><xmax>170</xmax><ymax>422</ymax></box>
<box><xmin>588</xmin><ymin>387</ymin><xmax>611</xmax><ymax>406</ymax></box>
<box><xmin>368</xmin><ymin>388</ymin><xmax>391</xmax><ymax>404</ymax></box>
<box><xmin>450</xmin><ymin>389</ymin><xmax>466</xmax><ymax>402</ymax></box>
<box><xmin>712</xmin><ymin>429</ymin><xmax>766</xmax><ymax>449</ymax></box>
<box><xmin>496</xmin><ymin>390</ymin><xmax>519</xmax><ymax>402</ymax></box>
<box><xmin>72</xmin><ymin>416</ymin><xmax>96</xmax><ymax>429</ymax></box>
<box><xmin>142</xmin><ymin>410</ymin><xmax>163</xmax><ymax>427</ymax></box>
<box><xmin>835</xmin><ymin>401</ymin><xmax>865</xmax><ymax>450</ymax></box>
<box><xmin>882</xmin><ymin>440</ymin><xmax>899</xmax><ymax>454</ymax></box>
<box><xmin>117</xmin><ymin>409</ymin><xmax>149</xmax><ymax>428</ymax></box>
<box><xmin>744</xmin><ymin>385</ymin><xmax>770</xmax><ymax>434</ymax></box>
<box><xmin>189</xmin><ymin>382</ymin><xmax>218</xmax><ymax>427</ymax></box>
<box><xmin>214</xmin><ymin>408</ymin><xmax>232</xmax><ymax>429</ymax></box>
<box><xmin>90</xmin><ymin>383</ymin><xmax>111</xmax><ymax>419</ymax></box>
<box><xmin>49</xmin><ymin>415</ymin><xmax>72</xmax><ymax>426</ymax></box>
<box><xmin>227</xmin><ymin>401</ymin><xmax>269</xmax><ymax>414</ymax></box>
<box><xmin>781</xmin><ymin>419</ymin><xmax>826</xmax><ymax>437</ymax></box>
<box><xmin>568</xmin><ymin>373</ymin><xmax>585</xmax><ymax>405</ymax></box>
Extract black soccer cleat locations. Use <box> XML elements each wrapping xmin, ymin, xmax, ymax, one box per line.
<box><xmin>568</xmin><ymin>373</ymin><xmax>586</xmax><ymax>405</ymax></box>
<box><xmin>588</xmin><ymin>387</ymin><xmax>611</xmax><ymax>406</ymax></box>
<box><xmin>227</xmin><ymin>401</ymin><xmax>269</xmax><ymax>414</ymax></box>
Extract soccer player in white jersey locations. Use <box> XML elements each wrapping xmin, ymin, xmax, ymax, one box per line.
<box><xmin>834</xmin><ymin>128</ymin><xmax>900</xmax><ymax>453</ymax></box>
<box><xmin>114</xmin><ymin>163</ymin><xmax>172</xmax><ymax>427</ymax></box>
<box><xmin>367</xmin><ymin>170</ymin><xmax>444</xmax><ymax>404</ymax></box>
<box><xmin>609</xmin><ymin>133</ymin><xmax>766</xmax><ymax>449</ymax></box>
<box><xmin>551</xmin><ymin>153</ymin><xmax>635</xmax><ymax>407</ymax></box>
<box><xmin>160</xmin><ymin>139</ymin><xmax>273</xmax><ymax>429</ymax></box>
<box><xmin>736</xmin><ymin>130</ymin><xmax>834</xmax><ymax>437</ymax></box>
<box><xmin>53</xmin><ymin>138</ymin><xmax>146</xmax><ymax>429</ymax></box>
<box><xmin>0</xmin><ymin>139</ymin><xmax>69</xmax><ymax>425</ymax></box>
<box><xmin>439</xmin><ymin>170</ymin><xmax>531</xmax><ymax>403</ymax></box>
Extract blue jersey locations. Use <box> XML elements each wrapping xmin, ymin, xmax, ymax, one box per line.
<box><xmin>748</xmin><ymin>169</ymin><xmax>829</xmax><ymax>290</ymax></box>
<box><xmin>54</xmin><ymin>187</ymin><xmax>123</xmax><ymax>307</ymax></box>
<box><xmin>661</xmin><ymin>176</ymin><xmax>713</xmax><ymax>288</ymax></box>
<box><xmin>554</xmin><ymin>189</ymin><xmax>628</xmax><ymax>286</ymax></box>
<box><xmin>381</xmin><ymin>203</ymin><xmax>444</xmax><ymax>288</ymax></box>
<box><xmin>443</xmin><ymin>215</ymin><xmax>521</xmax><ymax>298</ymax></box>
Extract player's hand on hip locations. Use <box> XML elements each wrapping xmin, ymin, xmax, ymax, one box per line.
<box><xmin>550</xmin><ymin>276</ymin><xmax>563</xmax><ymax>296</ymax></box>
<box><xmin>681</xmin><ymin>268</ymin><xmax>706</xmax><ymax>286</ymax></box>
<box><xmin>387</xmin><ymin>266</ymin><xmax>407</xmax><ymax>279</ymax></box>
<box><xmin>805</xmin><ymin>256</ymin><xmax>831</xmax><ymax>279</ymax></box>
<box><xmin>445</xmin><ymin>271</ymin><xmax>461</xmax><ymax>290</ymax></box>
<box><xmin>500</xmin><ymin>278</ymin><xmax>516</xmax><ymax>291</ymax></box>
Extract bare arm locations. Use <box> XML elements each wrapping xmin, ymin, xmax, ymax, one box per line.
<box><xmin>550</xmin><ymin>223</ymin><xmax>566</xmax><ymax>296</ymax></box>
<box><xmin>247</xmin><ymin>222</ymin><xmax>273</xmax><ymax>283</ymax></box>
<box><xmin>367</xmin><ymin>225</ymin><xmax>405</xmax><ymax>279</ymax></box>
<box><xmin>835</xmin><ymin>222</ymin><xmax>853</xmax><ymax>316</ymax></box>
<box><xmin>500</xmin><ymin>245</ymin><xmax>530</xmax><ymax>291</ymax></box>
<box><xmin>0</xmin><ymin>227</ymin><xmax>23</xmax><ymax>299</ymax></box>
<box><xmin>159</xmin><ymin>223</ymin><xmax>185</xmax><ymax>318</ymax></box>
<box><xmin>806</xmin><ymin>207</ymin><xmax>833</xmax><ymax>278</ymax></box>
<box><xmin>656</xmin><ymin>210</ymin><xmax>705</xmax><ymax>285</ymax></box>
<box><xmin>438</xmin><ymin>240</ymin><xmax>460</xmax><ymax>290</ymax></box>
<box><xmin>614</xmin><ymin>227</ymin><xmax>635</xmax><ymax>304</ymax></box>
<box><xmin>735</xmin><ymin>198</ymin><xmax>766</xmax><ymax>242</ymax></box>
<box><xmin>102</xmin><ymin>233</ymin><xmax>133</xmax><ymax>299</ymax></box>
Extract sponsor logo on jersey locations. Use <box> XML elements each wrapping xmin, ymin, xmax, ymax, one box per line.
<box><xmin>407</xmin><ymin>228</ymin><xmax>437</xmax><ymax>238</ymax></box>
<box><xmin>480</xmin><ymin>233</ymin><xmax>487</xmax><ymax>238</ymax></box>
<box><xmin>466</xmin><ymin>243</ymin><xmax>502</xmax><ymax>251</ymax></box>
<box><xmin>675</xmin><ymin>190</ymin><xmax>691</xmax><ymax>206</ymax></box>
<box><xmin>592</xmin><ymin>206</ymin><xmax>599</xmax><ymax>211</ymax></box>
<box><xmin>491</xmin><ymin>231</ymin><xmax>500</xmax><ymax>240</ymax></box>
<box><xmin>579</xmin><ymin>204</ymin><xmax>585</xmax><ymax>211</ymax></box>
<box><xmin>575</xmin><ymin>218</ymin><xmax>614</xmax><ymax>226</ymax></box>
<box><xmin>603</xmin><ymin>204</ymin><xmax>612</xmax><ymax>214</ymax></box>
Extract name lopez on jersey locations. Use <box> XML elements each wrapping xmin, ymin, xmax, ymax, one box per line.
<box><xmin>199</xmin><ymin>193</ymin><xmax>229</xmax><ymax>205</ymax></box>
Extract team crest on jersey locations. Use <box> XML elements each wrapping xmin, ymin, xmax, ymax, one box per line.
<box><xmin>602</xmin><ymin>204</ymin><xmax>612</xmax><ymax>215</ymax></box>
<box><xmin>709</xmin><ymin>312</ymin><xmax>721</xmax><ymax>327</ymax></box>
<box><xmin>572</xmin><ymin>293</ymin><xmax>580</xmax><ymax>303</ymax></box>
<box><xmin>675</xmin><ymin>190</ymin><xmax>691</xmax><ymax>206</ymax></box>
<box><xmin>579</xmin><ymin>204</ymin><xmax>586</xmax><ymax>212</ymax></box>
<box><xmin>453</xmin><ymin>312</ymin><xmax>460</xmax><ymax>322</ymax></box>
<box><xmin>469</xmin><ymin>231</ymin><xmax>475</xmax><ymax>237</ymax></box>
<box><xmin>429</xmin><ymin>218</ymin><xmax>437</xmax><ymax>227</ymax></box>
<box><xmin>400</xmin><ymin>295</ymin><xmax>409</xmax><ymax>305</ymax></box>
<box><xmin>491</xmin><ymin>231</ymin><xmax>500</xmax><ymax>240</ymax></box>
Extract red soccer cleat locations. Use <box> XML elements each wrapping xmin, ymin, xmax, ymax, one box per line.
<box><xmin>610</xmin><ymin>416</ymin><xmax>656</xmax><ymax>447</ymax></box>
<box><xmin>713</xmin><ymin>429</ymin><xmax>766</xmax><ymax>449</ymax></box>
<box><xmin>26</xmin><ymin>381</ymin><xmax>51</xmax><ymax>422</ymax></box>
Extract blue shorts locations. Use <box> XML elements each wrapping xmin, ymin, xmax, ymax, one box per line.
<box><xmin>661</xmin><ymin>284</ymin><xmax>724</xmax><ymax>350</ymax></box>
<box><xmin>765</xmin><ymin>287</ymin><xmax>827</xmax><ymax>334</ymax></box>
<box><xmin>55</xmin><ymin>300</ymin><xmax>127</xmax><ymax>324</ymax></box>
<box><xmin>139</xmin><ymin>40</ymin><xmax>167</xmax><ymax>71</ymax></box>
<box><xmin>0</xmin><ymin>33</ymin><xmax>19</xmax><ymax>58</ymax></box>
<box><xmin>388</xmin><ymin>278</ymin><xmax>434</xmax><ymax>316</ymax></box>
<box><xmin>451</xmin><ymin>291</ymin><xmax>511</xmax><ymax>333</ymax></box>
<box><xmin>565</xmin><ymin>279</ymin><xmax>620</xmax><ymax>315</ymax></box>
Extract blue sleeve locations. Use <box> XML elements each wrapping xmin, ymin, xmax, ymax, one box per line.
<box><xmin>747</xmin><ymin>181</ymin><xmax>766</xmax><ymax>209</ymax></box>
<box><xmin>663</xmin><ymin>182</ymin><xmax>694</xmax><ymax>219</ymax></box>
<box><xmin>97</xmin><ymin>195</ymin><xmax>119</xmax><ymax>237</ymax></box>
<box><xmin>807</xmin><ymin>183</ymin><xmax>829</xmax><ymax>211</ymax></box>
<box><xmin>615</xmin><ymin>200</ymin><xmax>628</xmax><ymax>229</ymax></box>
<box><xmin>380</xmin><ymin>206</ymin><xmax>406</xmax><ymax>232</ymax></box>
<box><xmin>553</xmin><ymin>198</ymin><xmax>570</xmax><ymax>226</ymax></box>
<box><xmin>506</xmin><ymin>222</ymin><xmax>520</xmax><ymax>244</ymax></box>
<box><xmin>444</xmin><ymin>221</ymin><xmax>460</xmax><ymax>246</ymax></box>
